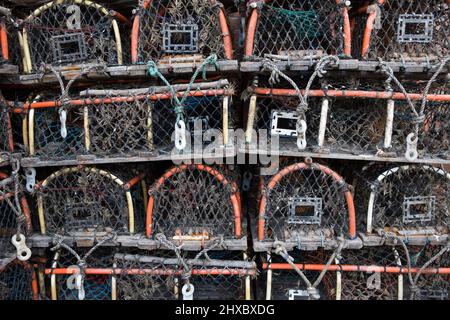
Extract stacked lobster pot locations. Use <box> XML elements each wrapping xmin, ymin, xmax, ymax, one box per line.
<box><xmin>131</xmin><ymin>0</ymin><xmax>237</xmax><ymax>72</ymax></box>
<box><xmin>0</xmin><ymin>0</ymin><xmax>253</xmax><ymax>301</ymax></box>
<box><xmin>14</xmin><ymin>77</ymin><xmax>235</xmax><ymax>165</ymax></box>
<box><xmin>241</xmin><ymin>0</ymin><xmax>450</xmax><ymax>300</ymax></box>
<box><xmin>19</xmin><ymin>0</ymin><xmax>131</xmax><ymax>76</ymax></box>
<box><xmin>32</xmin><ymin>163</ymin><xmax>255</xmax><ymax>300</ymax></box>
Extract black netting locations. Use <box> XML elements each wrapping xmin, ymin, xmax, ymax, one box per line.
<box><xmin>354</xmin><ymin>0</ymin><xmax>449</xmax><ymax>62</ymax></box>
<box><xmin>338</xmin><ymin>247</ymin><xmax>403</xmax><ymax>300</ymax></box>
<box><xmin>259</xmin><ymin>162</ymin><xmax>351</xmax><ymax>241</ymax></box>
<box><xmin>248</xmin><ymin>0</ymin><xmax>344</xmax><ymax>59</ymax></box>
<box><xmin>148</xmin><ymin>164</ymin><xmax>241</xmax><ymax>241</ymax></box>
<box><xmin>35</xmin><ymin>166</ymin><xmax>146</xmax><ymax>236</ymax></box>
<box><xmin>22</xmin><ymin>0</ymin><xmax>127</xmax><ymax>72</ymax></box>
<box><xmin>405</xmin><ymin>245</ymin><xmax>449</xmax><ymax>300</ymax></box>
<box><xmin>0</xmin><ymin>100</ymin><xmax>13</xmax><ymax>154</ymax></box>
<box><xmin>115</xmin><ymin>250</ymin><xmax>254</xmax><ymax>300</ymax></box>
<box><xmin>0</xmin><ymin>261</ymin><xmax>34</xmax><ymax>300</ymax></box>
<box><xmin>134</xmin><ymin>0</ymin><xmax>229</xmax><ymax>64</ymax></box>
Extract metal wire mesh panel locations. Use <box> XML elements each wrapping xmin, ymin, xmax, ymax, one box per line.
<box><xmin>35</xmin><ymin>166</ymin><xmax>146</xmax><ymax>237</ymax></box>
<box><xmin>354</xmin><ymin>0</ymin><xmax>449</xmax><ymax>62</ymax></box>
<box><xmin>338</xmin><ymin>247</ymin><xmax>403</xmax><ymax>300</ymax></box>
<box><xmin>30</xmin><ymin>102</ymin><xmax>85</xmax><ymax>160</ymax></box>
<box><xmin>357</xmin><ymin>163</ymin><xmax>449</xmax><ymax>236</ymax></box>
<box><xmin>114</xmin><ymin>250</ymin><xmax>254</xmax><ymax>300</ymax></box>
<box><xmin>132</xmin><ymin>0</ymin><xmax>232</xmax><ymax>64</ymax></box>
<box><xmin>261</xmin><ymin>250</ymin><xmax>337</xmax><ymax>300</ymax></box>
<box><xmin>405</xmin><ymin>245</ymin><xmax>449</xmax><ymax>300</ymax></box>
<box><xmin>46</xmin><ymin>248</ymin><xmax>115</xmax><ymax>300</ymax></box>
<box><xmin>21</xmin><ymin>0</ymin><xmax>128</xmax><ymax>73</ymax></box>
<box><xmin>257</xmin><ymin>161</ymin><xmax>355</xmax><ymax>242</ymax></box>
<box><xmin>245</xmin><ymin>0</ymin><xmax>348</xmax><ymax>60</ymax></box>
<box><xmin>147</xmin><ymin>164</ymin><xmax>242</xmax><ymax>242</ymax></box>
<box><xmin>0</xmin><ymin>261</ymin><xmax>35</xmax><ymax>300</ymax></box>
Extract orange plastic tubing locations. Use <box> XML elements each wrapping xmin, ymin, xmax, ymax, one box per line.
<box><xmin>146</xmin><ymin>164</ymin><xmax>242</xmax><ymax>238</ymax></box>
<box><xmin>341</xmin><ymin>6</ymin><xmax>351</xmax><ymax>56</ymax></box>
<box><xmin>258</xmin><ymin>162</ymin><xmax>356</xmax><ymax>241</ymax></box>
<box><xmin>244</xmin><ymin>8</ymin><xmax>259</xmax><ymax>58</ymax></box>
<box><xmin>124</xmin><ymin>173</ymin><xmax>146</xmax><ymax>190</ymax></box>
<box><xmin>263</xmin><ymin>263</ymin><xmax>450</xmax><ymax>275</ymax></box>
<box><xmin>45</xmin><ymin>268</ymin><xmax>255</xmax><ymax>276</ymax></box>
<box><xmin>252</xmin><ymin>87</ymin><xmax>450</xmax><ymax>102</ymax></box>
<box><xmin>9</xmin><ymin>89</ymin><xmax>229</xmax><ymax>112</ymax></box>
<box><xmin>131</xmin><ymin>14</ymin><xmax>140</xmax><ymax>64</ymax></box>
<box><xmin>0</xmin><ymin>22</ymin><xmax>8</xmax><ymax>61</ymax></box>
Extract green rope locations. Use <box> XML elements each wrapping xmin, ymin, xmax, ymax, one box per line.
<box><xmin>147</xmin><ymin>54</ymin><xmax>219</xmax><ymax>123</ymax></box>
<box><xmin>265</xmin><ymin>4</ymin><xmax>320</xmax><ymax>38</ymax></box>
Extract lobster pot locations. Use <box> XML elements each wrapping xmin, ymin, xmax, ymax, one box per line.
<box><xmin>0</xmin><ymin>102</ymin><xmax>13</xmax><ymax>155</ymax></box>
<box><xmin>247</xmin><ymin>79</ymin><xmax>450</xmax><ymax>161</ymax></box>
<box><xmin>257</xmin><ymin>162</ymin><xmax>355</xmax><ymax>243</ymax></box>
<box><xmin>147</xmin><ymin>164</ymin><xmax>242</xmax><ymax>242</ymax></box>
<box><xmin>0</xmin><ymin>261</ymin><xmax>35</xmax><ymax>300</ymax></box>
<box><xmin>404</xmin><ymin>246</ymin><xmax>449</xmax><ymax>300</ymax></box>
<box><xmin>35</xmin><ymin>166</ymin><xmax>147</xmax><ymax>237</ymax></box>
<box><xmin>353</xmin><ymin>0</ymin><xmax>449</xmax><ymax>63</ymax></box>
<box><xmin>245</xmin><ymin>0</ymin><xmax>348</xmax><ymax>61</ymax></box>
<box><xmin>261</xmin><ymin>250</ymin><xmax>337</xmax><ymax>300</ymax></box>
<box><xmin>338</xmin><ymin>247</ymin><xmax>403</xmax><ymax>300</ymax></box>
<box><xmin>21</xmin><ymin>0</ymin><xmax>128</xmax><ymax>73</ymax></box>
<box><xmin>26</xmin><ymin>80</ymin><xmax>233</xmax><ymax>161</ymax></box>
<box><xmin>46</xmin><ymin>248</ymin><xmax>115</xmax><ymax>300</ymax></box>
<box><xmin>360</xmin><ymin>164</ymin><xmax>449</xmax><ymax>235</ymax></box>
<box><xmin>114</xmin><ymin>251</ymin><xmax>255</xmax><ymax>300</ymax></box>
<box><xmin>131</xmin><ymin>0</ymin><xmax>233</xmax><ymax>64</ymax></box>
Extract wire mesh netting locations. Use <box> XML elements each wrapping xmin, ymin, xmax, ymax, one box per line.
<box><xmin>147</xmin><ymin>164</ymin><xmax>242</xmax><ymax>241</ymax></box>
<box><xmin>353</xmin><ymin>0</ymin><xmax>449</xmax><ymax>62</ymax></box>
<box><xmin>22</xmin><ymin>0</ymin><xmax>128</xmax><ymax>72</ymax></box>
<box><xmin>338</xmin><ymin>247</ymin><xmax>403</xmax><ymax>300</ymax></box>
<box><xmin>0</xmin><ymin>261</ymin><xmax>35</xmax><ymax>300</ymax></box>
<box><xmin>35</xmin><ymin>166</ymin><xmax>147</xmax><ymax>237</ymax></box>
<box><xmin>354</xmin><ymin>163</ymin><xmax>449</xmax><ymax>235</ymax></box>
<box><xmin>261</xmin><ymin>250</ymin><xmax>337</xmax><ymax>300</ymax></box>
<box><xmin>133</xmin><ymin>0</ymin><xmax>231</xmax><ymax>64</ymax></box>
<box><xmin>405</xmin><ymin>245</ymin><xmax>449</xmax><ymax>300</ymax></box>
<box><xmin>114</xmin><ymin>250</ymin><xmax>254</xmax><ymax>300</ymax></box>
<box><xmin>27</xmin><ymin>80</ymin><xmax>233</xmax><ymax>161</ymax></box>
<box><xmin>258</xmin><ymin>161</ymin><xmax>354</xmax><ymax>242</ymax></box>
<box><xmin>246</xmin><ymin>0</ymin><xmax>345</xmax><ymax>60</ymax></box>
